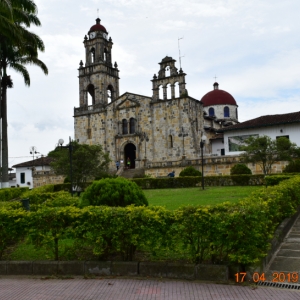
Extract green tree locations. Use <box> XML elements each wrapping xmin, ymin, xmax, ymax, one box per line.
<box><xmin>0</xmin><ymin>0</ymin><xmax>48</xmax><ymax>187</ymax></box>
<box><xmin>179</xmin><ymin>166</ymin><xmax>202</xmax><ymax>177</ymax></box>
<box><xmin>230</xmin><ymin>163</ymin><xmax>252</xmax><ymax>175</ymax></box>
<box><xmin>283</xmin><ymin>159</ymin><xmax>300</xmax><ymax>173</ymax></box>
<box><xmin>81</xmin><ymin>177</ymin><xmax>148</xmax><ymax>207</ymax></box>
<box><xmin>241</xmin><ymin>136</ymin><xmax>297</xmax><ymax>175</ymax></box>
<box><xmin>48</xmin><ymin>142</ymin><xmax>110</xmax><ymax>190</ymax></box>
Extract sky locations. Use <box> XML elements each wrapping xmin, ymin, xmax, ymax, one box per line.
<box><xmin>7</xmin><ymin>0</ymin><xmax>300</xmax><ymax>168</ymax></box>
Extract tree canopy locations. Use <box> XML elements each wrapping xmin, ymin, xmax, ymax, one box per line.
<box><xmin>48</xmin><ymin>142</ymin><xmax>110</xmax><ymax>190</ymax></box>
<box><xmin>240</xmin><ymin>135</ymin><xmax>298</xmax><ymax>175</ymax></box>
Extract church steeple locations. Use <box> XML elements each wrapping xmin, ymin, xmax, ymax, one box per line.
<box><xmin>78</xmin><ymin>18</ymin><xmax>120</xmax><ymax>107</ymax></box>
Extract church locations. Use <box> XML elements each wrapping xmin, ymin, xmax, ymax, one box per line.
<box><xmin>74</xmin><ymin>18</ymin><xmax>239</xmax><ymax>174</ymax></box>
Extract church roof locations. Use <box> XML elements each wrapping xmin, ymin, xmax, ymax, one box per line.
<box><xmin>219</xmin><ymin>111</ymin><xmax>300</xmax><ymax>132</ymax></box>
<box><xmin>89</xmin><ymin>18</ymin><xmax>107</xmax><ymax>33</ymax></box>
<box><xmin>201</xmin><ymin>82</ymin><xmax>237</xmax><ymax>107</ymax></box>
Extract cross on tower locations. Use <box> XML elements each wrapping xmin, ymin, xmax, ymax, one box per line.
<box><xmin>214</xmin><ymin>75</ymin><xmax>217</xmax><ymax>82</ymax></box>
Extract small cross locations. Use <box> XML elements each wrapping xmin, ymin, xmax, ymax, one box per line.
<box><xmin>97</xmin><ymin>8</ymin><xmax>99</xmax><ymax>18</ymax></box>
<box><xmin>214</xmin><ymin>75</ymin><xmax>217</xmax><ymax>82</ymax></box>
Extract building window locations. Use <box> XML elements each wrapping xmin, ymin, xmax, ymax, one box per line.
<box><xmin>129</xmin><ymin>118</ymin><xmax>136</xmax><ymax>134</ymax></box>
<box><xmin>209</xmin><ymin>107</ymin><xmax>215</xmax><ymax>117</ymax></box>
<box><xmin>20</xmin><ymin>173</ymin><xmax>25</xmax><ymax>184</ymax></box>
<box><xmin>168</xmin><ymin>135</ymin><xmax>173</xmax><ymax>148</ymax></box>
<box><xmin>276</xmin><ymin>135</ymin><xmax>289</xmax><ymax>140</ymax></box>
<box><xmin>224</xmin><ymin>106</ymin><xmax>230</xmax><ymax>117</ymax></box>
<box><xmin>122</xmin><ymin>119</ymin><xmax>128</xmax><ymax>134</ymax></box>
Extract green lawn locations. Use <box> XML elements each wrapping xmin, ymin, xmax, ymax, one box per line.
<box><xmin>144</xmin><ymin>186</ymin><xmax>263</xmax><ymax>210</ymax></box>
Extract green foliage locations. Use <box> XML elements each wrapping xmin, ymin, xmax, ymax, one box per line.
<box><xmin>48</xmin><ymin>141</ymin><xmax>110</xmax><ymax>190</ymax></box>
<box><xmin>283</xmin><ymin>159</ymin><xmax>300</xmax><ymax>173</ymax></box>
<box><xmin>81</xmin><ymin>177</ymin><xmax>148</xmax><ymax>207</ymax></box>
<box><xmin>0</xmin><ymin>208</ymin><xmax>27</xmax><ymax>259</ymax></box>
<box><xmin>265</xmin><ymin>175</ymin><xmax>294</xmax><ymax>186</ymax></box>
<box><xmin>27</xmin><ymin>207</ymin><xmax>81</xmax><ymax>260</ymax></box>
<box><xmin>179</xmin><ymin>166</ymin><xmax>202</xmax><ymax>177</ymax></box>
<box><xmin>0</xmin><ymin>187</ymin><xmax>28</xmax><ymax>201</ymax></box>
<box><xmin>241</xmin><ymin>136</ymin><xmax>297</xmax><ymax>175</ymax></box>
<box><xmin>230</xmin><ymin>164</ymin><xmax>252</xmax><ymax>175</ymax></box>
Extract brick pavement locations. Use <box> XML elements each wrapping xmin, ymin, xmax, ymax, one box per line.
<box><xmin>0</xmin><ymin>277</ymin><xmax>299</xmax><ymax>300</ymax></box>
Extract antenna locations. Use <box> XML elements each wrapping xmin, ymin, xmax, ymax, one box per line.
<box><xmin>178</xmin><ymin>37</ymin><xmax>184</xmax><ymax>69</ymax></box>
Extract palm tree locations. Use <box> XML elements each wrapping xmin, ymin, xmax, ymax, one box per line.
<box><xmin>0</xmin><ymin>0</ymin><xmax>48</xmax><ymax>187</ymax></box>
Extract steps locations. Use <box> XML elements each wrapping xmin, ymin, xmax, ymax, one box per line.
<box><xmin>264</xmin><ymin>214</ymin><xmax>300</xmax><ymax>283</ymax></box>
<box><xmin>119</xmin><ymin>168</ymin><xmax>145</xmax><ymax>179</ymax></box>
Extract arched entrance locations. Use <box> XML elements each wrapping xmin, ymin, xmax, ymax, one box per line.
<box><xmin>124</xmin><ymin>143</ymin><xmax>136</xmax><ymax>169</ymax></box>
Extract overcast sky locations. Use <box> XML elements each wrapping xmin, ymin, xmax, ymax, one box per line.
<box><xmin>7</xmin><ymin>0</ymin><xmax>300</xmax><ymax>168</ymax></box>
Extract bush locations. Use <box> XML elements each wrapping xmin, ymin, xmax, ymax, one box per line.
<box><xmin>230</xmin><ymin>164</ymin><xmax>252</xmax><ymax>175</ymax></box>
<box><xmin>0</xmin><ymin>187</ymin><xmax>28</xmax><ymax>202</ymax></box>
<box><xmin>283</xmin><ymin>159</ymin><xmax>300</xmax><ymax>173</ymax></box>
<box><xmin>81</xmin><ymin>177</ymin><xmax>148</xmax><ymax>207</ymax></box>
<box><xmin>265</xmin><ymin>175</ymin><xmax>294</xmax><ymax>186</ymax></box>
<box><xmin>179</xmin><ymin>166</ymin><xmax>202</xmax><ymax>177</ymax></box>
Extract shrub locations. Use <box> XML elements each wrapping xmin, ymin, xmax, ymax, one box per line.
<box><xmin>283</xmin><ymin>159</ymin><xmax>300</xmax><ymax>173</ymax></box>
<box><xmin>230</xmin><ymin>164</ymin><xmax>252</xmax><ymax>175</ymax></box>
<box><xmin>265</xmin><ymin>175</ymin><xmax>293</xmax><ymax>186</ymax></box>
<box><xmin>0</xmin><ymin>187</ymin><xmax>28</xmax><ymax>202</ymax></box>
<box><xmin>179</xmin><ymin>166</ymin><xmax>202</xmax><ymax>177</ymax></box>
<box><xmin>81</xmin><ymin>177</ymin><xmax>148</xmax><ymax>207</ymax></box>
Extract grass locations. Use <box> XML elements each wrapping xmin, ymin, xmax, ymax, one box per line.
<box><xmin>144</xmin><ymin>186</ymin><xmax>263</xmax><ymax>210</ymax></box>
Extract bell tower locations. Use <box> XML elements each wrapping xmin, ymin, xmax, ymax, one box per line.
<box><xmin>78</xmin><ymin>18</ymin><xmax>120</xmax><ymax>107</ymax></box>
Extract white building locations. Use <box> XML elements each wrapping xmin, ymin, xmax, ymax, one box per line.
<box><xmin>12</xmin><ymin>156</ymin><xmax>52</xmax><ymax>189</ymax></box>
<box><xmin>219</xmin><ymin>111</ymin><xmax>300</xmax><ymax>156</ymax></box>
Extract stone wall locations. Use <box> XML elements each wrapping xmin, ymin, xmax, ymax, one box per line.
<box><xmin>33</xmin><ymin>171</ymin><xmax>64</xmax><ymax>188</ymax></box>
<box><xmin>145</xmin><ymin>155</ymin><xmax>289</xmax><ymax>177</ymax></box>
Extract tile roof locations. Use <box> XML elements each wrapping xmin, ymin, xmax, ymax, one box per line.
<box><xmin>219</xmin><ymin>111</ymin><xmax>300</xmax><ymax>132</ymax></box>
<box><xmin>12</xmin><ymin>156</ymin><xmax>53</xmax><ymax>168</ymax></box>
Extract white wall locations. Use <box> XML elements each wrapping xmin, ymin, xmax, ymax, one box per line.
<box><xmin>224</xmin><ymin>123</ymin><xmax>300</xmax><ymax>155</ymax></box>
<box><xmin>15</xmin><ymin>165</ymin><xmax>51</xmax><ymax>189</ymax></box>
<box><xmin>211</xmin><ymin>139</ymin><xmax>225</xmax><ymax>156</ymax></box>
<box><xmin>203</xmin><ymin>104</ymin><xmax>238</xmax><ymax>120</ymax></box>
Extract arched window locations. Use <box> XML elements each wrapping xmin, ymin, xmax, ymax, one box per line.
<box><xmin>158</xmin><ymin>85</ymin><xmax>163</xmax><ymax>100</ymax></box>
<box><xmin>107</xmin><ymin>85</ymin><xmax>114</xmax><ymax>103</ymax></box>
<box><xmin>174</xmin><ymin>82</ymin><xmax>180</xmax><ymax>98</ymax></box>
<box><xmin>209</xmin><ymin>107</ymin><xmax>215</xmax><ymax>117</ymax></box>
<box><xmin>168</xmin><ymin>135</ymin><xmax>173</xmax><ymax>148</ymax></box>
<box><xmin>166</xmin><ymin>83</ymin><xmax>171</xmax><ymax>99</ymax></box>
<box><xmin>129</xmin><ymin>118</ymin><xmax>136</xmax><ymax>134</ymax></box>
<box><xmin>104</xmin><ymin>48</ymin><xmax>108</xmax><ymax>61</ymax></box>
<box><xmin>122</xmin><ymin>119</ymin><xmax>128</xmax><ymax>134</ymax></box>
<box><xmin>224</xmin><ymin>106</ymin><xmax>230</xmax><ymax>117</ymax></box>
<box><xmin>165</xmin><ymin>65</ymin><xmax>170</xmax><ymax>77</ymax></box>
<box><xmin>87</xmin><ymin>84</ymin><xmax>95</xmax><ymax>106</ymax></box>
<box><xmin>90</xmin><ymin>48</ymin><xmax>95</xmax><ymax>63</ymax></box>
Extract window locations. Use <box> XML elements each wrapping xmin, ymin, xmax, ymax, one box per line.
<box><xmin>90</xmin><ymin>48</ymin><xmax>95</xmax><ymax>63</ymax></box>
<box><xmin>104</xmin><ymin>48</ymin><xmax>108</xmax><ymax>61</ymax></box>
<box><xmin>122</xmin><ymin>119</ymin><xmax>128</xmax><ymax>134</ymax></box>
<box><xmin>276</xmin><ymin>135</ymin><xmax>289</xmax><ymax>140</ymax></box>
<box><xmin>129</xmin><ymin>118</ymin><xmax>136</xmax><ymax>134</ymax></box>
<box><xmin>20</xmin><ymin>172</ymin><xmax>25</xmax><ymax>184</ymax></box>
<box><xmin>168</xmin><ymin>135</ymin><xmax>173</xmax><ymax>148</ymax></box>
<box><xmin>208</xmin><ymin>107</ymin><xmax>215</xmax><ymax>117</ymax></box>
<box><xmin>87</xmin><ymin>84</ymin><xmax>95</xmax><ymax>105</ymax></box>
<box><xmin>107</xmin><ymin>85</ymin><xmax>114</xmax><ymax>103</ymax></box>
<box><xmin>224</xmin><ymin>106</ymin><xmax>230</xmax><ymax>117</ymax></box>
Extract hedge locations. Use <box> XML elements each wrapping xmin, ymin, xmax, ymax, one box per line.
<box><xmin>265</xmin><ymin>175</ymin><xmax>295</xmax><ymax>186</ymax></box>
<box><xmin>0</xmin><ymin>187</ymin><xmax>28</xmax><ymax>202</ymax></box>
<box><xmin>3</xmin><ymin>176</ymin><xmax>300</xmax><ymax>265</ymax></box>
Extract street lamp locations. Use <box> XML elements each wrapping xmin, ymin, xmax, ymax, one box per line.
<box><xmin>200</xmin><ymin>135</ymin><xmax>207</xmax><ymax>190</ymax></box>
<box><xmin>141</xmin><ymin>132</ymin><xmax>149</xmax><ymax>166</ymax></box>
<box><xmin>58</xmin><ymin>137</ymin><xmax>74</xmax><ymax>196</ymax></box>
<box><xmin>29</xmin><ymin>146</ymin><xmax>40</xmax><ymax>170</ymax></box>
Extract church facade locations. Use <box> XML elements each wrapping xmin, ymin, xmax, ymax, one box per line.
<box><xmin>74</xmin><ymin>18</ymin><xmax>239</xmax><ymax>172</ymax></box>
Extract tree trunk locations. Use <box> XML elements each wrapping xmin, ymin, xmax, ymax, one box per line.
<box><xmin>1</xmin><ymin>81</ymin><xmax>9</xmax><ymax>188</ymax></box>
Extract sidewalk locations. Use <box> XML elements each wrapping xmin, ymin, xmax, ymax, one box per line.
<box><xmin>0</xmin><ymin>277</ymin><xmax>299</xmax><ymax>300</ymax></box>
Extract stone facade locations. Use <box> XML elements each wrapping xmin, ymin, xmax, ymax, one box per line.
<box><xmin>74</xmin><ymin>20</ymin><xmax>204</xmax><ymax>171</ymax></box>
<box><xmin>33</xmin><ymin>171</ymin><xmax>64</xmax><ymax>188</ymax></box>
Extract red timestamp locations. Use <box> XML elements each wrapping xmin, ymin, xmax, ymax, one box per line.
<box><xmin>235</xmin><ymin>272</ymin><xmax>299</xmax><ymax>283</ymax></box>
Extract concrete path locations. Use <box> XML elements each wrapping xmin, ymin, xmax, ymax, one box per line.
<box><xmin>0</xmin><ymin>277</ymin><xmax>299</xmax><ymax>300</ymax></box>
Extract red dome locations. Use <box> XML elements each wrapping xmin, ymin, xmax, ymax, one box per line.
<box><xmin>89</xmin><ymin>18</ymin><xmax>107</xmax><ymax>33</ymax></box>
<box><xmin>201</xmin><ymin>83</ymin><xmax>237</xmax><ymax>106</ymax></box>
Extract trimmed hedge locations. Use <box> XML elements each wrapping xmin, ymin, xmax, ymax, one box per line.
<box><xmin>132</xmin><ymin>175</ymin><xmax>265</xmax><ymax>189</ymax></box>
<box><xmin>0</xmin><ymin>187</ymin><xmax>28</xmax><ymax>202</ymax></box>
<box><xmin>265</xmin><ymin>175</ymin><xmax>294</xmax><ymax>186</ymax></box>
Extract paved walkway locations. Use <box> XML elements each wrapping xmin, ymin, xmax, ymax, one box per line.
<box><xmin>0</xmin><ymin>277</ymin><xmax>299</xmax><ymax>300</ymax></box>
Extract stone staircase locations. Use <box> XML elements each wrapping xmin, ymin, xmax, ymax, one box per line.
<box><xmin>118</xmin><ymin>168</ymin><xmax>145</xmax><ymax>179</ymax></box>
<box><xmin>262</xmin><ymin>213</ymin><xmax>300</xmax><ymax>286</ymax></box>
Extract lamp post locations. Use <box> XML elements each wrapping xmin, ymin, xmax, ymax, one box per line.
<box><xmin>141</xmin><ymin>132</ymin><xmax>149</xmax><ymax>166</ymax></box>
<box><xmin>29</xmin><ymin>146</ymin><xmax>39</xmax><ymax>170</ymax></box>
<box><xmin>200</xmin><ymin>135</ymin><xmax>207</xmax><ymax>190</ymax></box>
<box><xmin>58</xmin><ymin>137</ymin><xmax>73</xmax><ymax>196</ymax></box>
